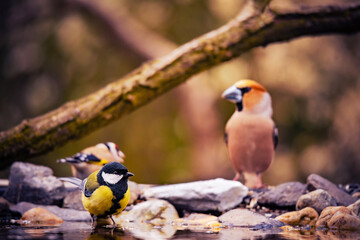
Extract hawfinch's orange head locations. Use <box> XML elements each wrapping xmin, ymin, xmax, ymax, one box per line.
<box><xmin>222</xmin><ymin>79</ymin><xmax>272</xmax><ymax>117</ymax></box>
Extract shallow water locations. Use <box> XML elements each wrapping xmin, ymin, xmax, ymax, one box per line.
<box><xmin>1</xmin><ymin>221</ymin><xmax>360</xmax><ymax>240</ymax></box>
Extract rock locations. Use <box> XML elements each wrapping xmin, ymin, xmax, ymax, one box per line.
<box><xmin>21</xmin><ymin>207</ymin><xmax>63</xmax><ymax>225</ymax></box>
<box><xmin>143</xmin><ymin>178</ymin><xmax>248</xmax><ymax>212</ymax></box>
<box><xmin>114</xmin><ymin>199</ymin><xmax>179</xmax><ymax>225</ymax></box>
<box><xmin>63</xmin><ymin>189</ymin><xmax>84</xmax><ymax>211</ymax></box>
<box><xmin>176</xmin><ymin>213</ymin><xmax>218</xmax><ymax>225</ymax></box>
<box><xmin>219</xmin><ymin>208</ymin><xmax>284</xmax><ymax>229</ymax></box>
<box><xmin>3</xmin><ymin>162</ymin><xmax>66</xmax><ymax>205</ymax></box>
<box><xmin>316</xmin><ymin>206</ymin><xmax>360</xmax><ymax>230</ymax></box>
<box><xmin>0</xmin><ymin>197</ymin><xmax>11</xmax><ymax>213</ymax></box>
<box><xmin>257</xmin><ymin>182</ymin><xmax>306</xmax><ymax>209</ymax></box>
<box><xmin>275</xmin><ymin>207</ymin><xmax>318</xmax><ymax>227</ymax></box>
<box><xmin>10</xmin><ymin>202</ymin><xmax>91</xmax><ymax>222</ymax></box>
<box><xmin>114</xmin><ymin>199</ymin><xmax>178</xmax><ymax>239</ymax></box>
<box><xmin>307</xmin><ymin>174</ymin><xmax>356</xmax><ymax>206</ymax></box>
<box><xmin>296</xmin><ymin>189</ymin><xmax>337</xmax><ymax>214</ymax></box>
<box><xmin>353</xmin><ymin>192</ymin><xmax>360</xmax><ymax>199</ymax></box>
<box><xmin>347</xmin><ymin>199</ymin><xmax>360</xmax><ymax>217</ymax></box>
<box><xmin>0</xmin><ymin>197</ymin><xmax>18</xmax><ymax>222</ymax></box>
<box><xmin>127</xmin><ymin>181</ymin><xmax>152</xmax><ymax>205</ymax></box>
<box><xmin>175</xmin><ymin>213</ymin><xmax>222</xmax><ymax>230</ymax></box>
<box><xmin>339</xmin><ymin>183</ymin><xmax>360</xmax><ymax>195</ymax></box>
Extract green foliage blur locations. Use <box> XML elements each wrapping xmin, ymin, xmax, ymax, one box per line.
<box><xmin>1</xmin><ymin>0</ymin><xmax>360</xmax><ymax>185</ymax></box>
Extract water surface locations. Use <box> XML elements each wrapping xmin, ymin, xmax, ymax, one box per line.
<box><xmin>1</xmin><ymin>221</ymin><xmax>359</xmax><ymax>240</ymax></box>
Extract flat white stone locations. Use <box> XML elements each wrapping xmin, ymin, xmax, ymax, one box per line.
<box><xmin>143</xmin><ymin>178</ymin><xmax>248</xmax><ymax>212</ymax></box>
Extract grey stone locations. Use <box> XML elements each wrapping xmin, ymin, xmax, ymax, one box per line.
<box><xmin>10</xmin><ymin>202</ymin><xmax>91</xmax><ymax>221</ymax></box>
<box><xmin>257</xmin><ymin>182</ymin><xmax>306</xmax><ymax>208</ymax></box>
<box><xmin>0</xmin><ymin>197</ymin><xmax>10</xmax><ymax>213</ymax></box>
<box><xmin>143</xmin><ymin>178</ymin><xmax>248</xmax><ymax>212</ymax></box>
<box><xmin>113</xmin><ymin>199</ymin><xmax>178</xmax><ymax>239</ymax></box>
<box><xmin>3</xmin><ymin>162</ymin><xmax>66</xmax><ymax>205</ymax></box>
<box><xmin>296</xmin><ymin>189</ymin><xmax>337</xmax><ymax>214</ymax></box>
<box><xmin>219</xmin><ymin>208</ymin><xmax>284</xmax><ymax>229</ymax></box>
<box><xmin>63</xmin><ymin>189</ymin><xmax>85</xmax><ymax>211</ymax></box>
<box><xmin>307</xmin><ymin>174</ymin><xmax>356</xmax><ymax>206</ymax></box>
<box><xmin>114</xmin><ymin>199</ymin><xmax>178</xmax><ymax>225</ymax></box>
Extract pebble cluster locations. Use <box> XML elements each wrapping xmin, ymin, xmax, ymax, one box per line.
<box><xmin>1</xmin><ymin>161</ymin><xmax>360</xmax><ymax>238</ymax></box>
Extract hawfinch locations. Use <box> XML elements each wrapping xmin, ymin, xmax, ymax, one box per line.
<box><xmin>222</xmin><ymin>79</ymin><xmax>278</xmax><ymax>188</ymax></box>
<box><xmin>57</xmin><ymin>142</ymin><xmax>125</xmax><ymax>179</ymax></box>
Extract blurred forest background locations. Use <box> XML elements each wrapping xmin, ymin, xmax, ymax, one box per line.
<box><xmin>1</xmin><ymin>0</ymin><xmax>360</xmax><ymax>185</ymax></box>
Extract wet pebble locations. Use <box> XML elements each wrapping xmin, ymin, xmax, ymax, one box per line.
<box><xmin>10</xmin><ymin>202</ymin><xmax>91</xmax><ymax>222</ymax></box>
<box><xmin>21</xmin><ymin>207</ymin><xmax>63</xmax><ymax>225</ymax></box>
<box><xmin>175</xmin><ymin>213</ymin><xmax>221</xmax><ymax>230</ymax></box>
<box><xmin>316</xmin><ymin>206</ymin><xmax>360</xmax><ymax>230</ymax></box>
<box><xmin>219</xmin><ymin>208</ymin><xmax>284</xmax><ymax>229</ymax></box>
<box><xmin>307</xmin><ymin>174</ymin><xmax>356</xmax><ymax>206</ymax></box>
<box><xmin>176</xmin><ymin>213</ymin><xmax>218</xmax><ymax>226</ymax></box>
<box><xmin>257</xmin><ymin>182</ymin><xmax>306</xmax><ymax>209</ymax></box>
<box><xmin>296</xmin><ymin>189</ymin><xmax>337</xmax><ymax>214</ymax></box>
<box><xmin>114</xmin><ymin>199</ymin><xmax>179</xmax><ymax>239</ymax></box>
<box><xmin>114</xmin><ymin>199</ymin><xmax>178</xmax><ymax>225</ymax></box>
<box><xmin>275</xmin><ymin>207</ymin><xmax>318</xmax><ymax>227</ymax></box>
<box><xmin>143</xmin><ymin>178</ymin><xmax>248</xmax><ymax>212</ymax></box>
<box><xmin>3</xmin><ymin>162</ymin><xmax>66</xmax><ymax>205</ymax></box>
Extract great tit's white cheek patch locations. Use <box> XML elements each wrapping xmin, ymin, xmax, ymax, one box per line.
<box><xmin>102</xmin><ymin>172</ymin><xmax>123</xmax><ymax>184</ymax></box>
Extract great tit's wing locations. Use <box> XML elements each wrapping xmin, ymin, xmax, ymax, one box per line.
<box><xmin>59</xmin><ymin>177</ymin><xmax>83</xmax><ymax>190</ymax></box>
<box><xmin>57</xmin><ymin>153</ymin><xmax>102</xmax><ymax>164</ymax></box>
<box><xmin>83</xmin><ymin>170</ymin><xmax>100</xmax><ymax>197</ymax></box>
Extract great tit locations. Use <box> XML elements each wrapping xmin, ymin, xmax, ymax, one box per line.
<box><xmin>60</xmin><ymin>162</ymin><xmax>134</xmax><ymax>226</ymax></box>
<box><xmin>222</xmin><ymin>79</ymin><xmax>278</xmax><ymax>188</ymax></box>
<box><xmin>57</xmin><ymin>142</ymin><xmax>125</xmax><ymax>179</ymax></box>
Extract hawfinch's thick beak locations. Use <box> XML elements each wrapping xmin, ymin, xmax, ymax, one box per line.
<box><xmin>222</xmin><ymin>85</ymin><xmax>242</xmax><ymax>103</ymax></box>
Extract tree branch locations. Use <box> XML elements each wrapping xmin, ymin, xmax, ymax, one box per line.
<box><xmin>1</xmin><ymin>0</ymin><xmax>360</xmax><ymax>168</ymax></box>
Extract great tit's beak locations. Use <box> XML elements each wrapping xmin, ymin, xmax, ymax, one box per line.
<box><xmin>126</xmin><ymin>172</ymin><xmax>134</xmax><ymax>177</ymax></box>
<box><xmin>222</xmin><ymin>85</ymin><xmax>242</xmax><ymax>104</ymax></box>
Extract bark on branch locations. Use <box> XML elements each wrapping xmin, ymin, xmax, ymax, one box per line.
<box><xmin>1</xmin><ymin>0</ymin><xmax>360</xmax><ymax>168</ymax></box>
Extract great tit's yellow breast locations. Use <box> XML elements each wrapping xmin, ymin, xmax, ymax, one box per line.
<box><xmin>82</xmin><ymin>185</ymin><xmax>114</xmax><ymax>216</ymax></box>
<box><xmin>114</xmin><ymin>187</ymin><xmax>131</xmax><ymax>215</ymax></box>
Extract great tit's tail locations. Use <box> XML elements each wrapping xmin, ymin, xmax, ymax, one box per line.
<box><xmin>59</xmin><ymin>177</ymin><xmax>83</xmax><ymax>190</ymax></box>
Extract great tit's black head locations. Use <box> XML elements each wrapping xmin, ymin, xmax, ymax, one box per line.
<box><xmin>99</xmin><ymin>162</ymin><xmax>134</xmax><ymax>185</ymax></box>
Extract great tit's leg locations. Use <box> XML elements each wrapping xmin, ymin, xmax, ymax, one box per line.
<box><xmin>90</xmin><ymin>214</ymin><xmax>97</xmax><ymax>228</ymax></box>
<box><xmin>110</xmin><ymin>215</ymin><xmax>116</xmax><ymax>227</ymax></box>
